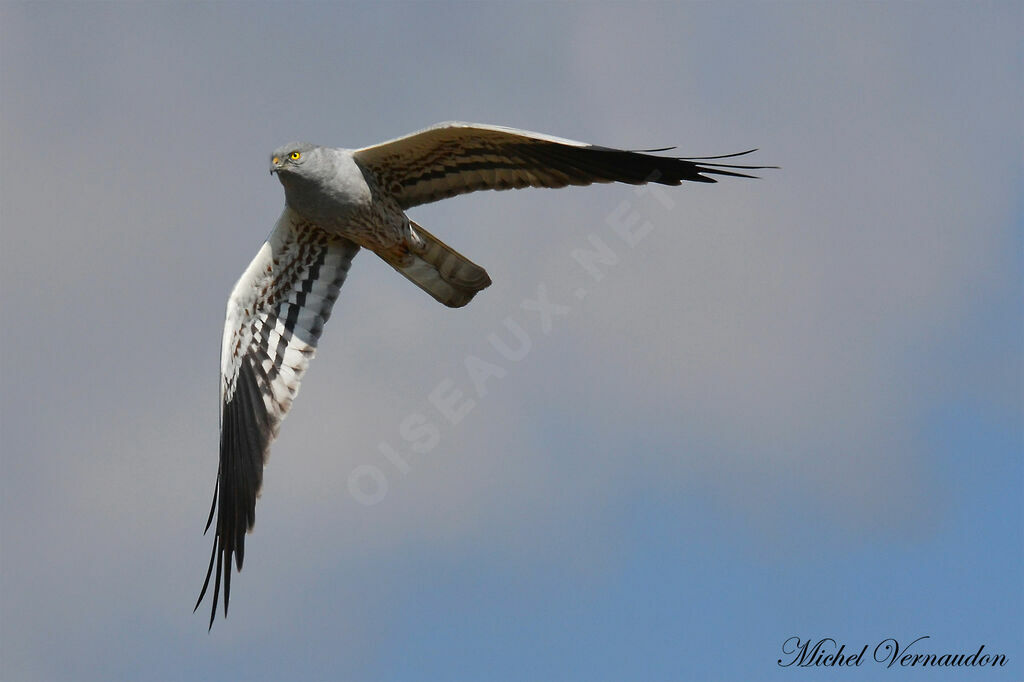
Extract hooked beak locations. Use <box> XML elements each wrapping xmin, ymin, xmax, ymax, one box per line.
<box><xmin>270</xmin><ymin>155</ymin><xmax>290</xmax><ymax>174</ymax></box>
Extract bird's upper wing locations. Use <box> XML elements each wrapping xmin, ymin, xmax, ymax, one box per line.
<box><xmin>196</xmin><ymin>208</ymin><xmax>360</xmax><ymax>628</ymax></box>
<box><xmin>352</xmin><ymin>121</ymin><xmax>772</xmax><ymax>209</ymax></box>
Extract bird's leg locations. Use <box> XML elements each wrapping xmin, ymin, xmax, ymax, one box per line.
<box><xmin>405</xmin><ymin>219</ymin><xmax>428</xmax><ymax>254</ymax></box>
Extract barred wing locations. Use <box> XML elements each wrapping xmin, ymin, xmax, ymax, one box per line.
<box><xmin>196</xmin><ymin>208</ymin><xmax>360</xmax><ymax>628</ymax></box>
<box><xmin>353</xmin><ymin>121</ymin><xmax>772</xmax><ymax>209</ymax></box>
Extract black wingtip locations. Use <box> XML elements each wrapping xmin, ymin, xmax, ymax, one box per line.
<box><xmin>224</xmin><ymin>557</ymin><xmax>232</xmax><ymax>619</ymax></box>
<box><xmin>202</xmin><ymin>475</ymin><xmax>219</xmax><ymax>534</ymax></box>
<box><xmin>682</xmin><ymin>149</ymin><xmax>778</xmax><ymax>182</ymax></box>
<box><xmin>630</xmin><ymin>145</ymin><xmax>678</xmax><ymax>153</ymax></box>
<box><xmin>209</xmin><ymin>546</ymin><xmax>223</xmax><ymax>630</ymax></box>
<box><xmin>196</xmin><ymin>359</ymin><xmax>271</xmax><ymax>630</ymax></box>
<box><xmin>679</xmin><ymin>148</ymin><xmax>779</xmax><ymax>180</ymax></box>
<box><xmin>679</xmin><ymin>148</ymin><xmax>761</xmax><ymax>161</ymax></box>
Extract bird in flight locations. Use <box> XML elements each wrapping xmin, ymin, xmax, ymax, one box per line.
<box><xmin>195</xmin><ymin>122</ymin><xmax>771</xmax><ymax>628</ymax></box>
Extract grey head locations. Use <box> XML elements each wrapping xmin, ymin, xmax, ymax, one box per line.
<box><xmin>269</xmin><ymin>141</ymin><xmax>369</xmax><ymax>221</ymax></box>
<box><xmin>269</xmin><ymin>142</ymin><xmax>337</xmax><ymax>217</ymax></box>
<box><xmin>269</xmin><ymin>141</ymin><xmax>320</xmax><ymax>178</ymax></box>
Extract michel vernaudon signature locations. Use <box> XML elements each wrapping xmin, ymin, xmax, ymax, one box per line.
<box><xmin>778</xmin><ymin>636</ymin><xmax>1008</xmax><ymax>669</ymax></box>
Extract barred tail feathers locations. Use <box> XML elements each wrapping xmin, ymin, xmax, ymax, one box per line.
<box><xmin>394</xmin><ymin>221</ymin><xmax>491</xmax><ymax>308</ymax></box>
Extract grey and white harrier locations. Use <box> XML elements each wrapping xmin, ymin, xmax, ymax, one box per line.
<box><xmin>196</xmin><ymin>122</ymin><xmax>770</xmax><ymax>627</ymax></box>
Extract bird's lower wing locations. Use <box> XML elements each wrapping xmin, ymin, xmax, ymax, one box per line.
<box><xmin>352</xmin><ymin>121</ymin><xmax>773</xmax><ymax>209</ymax></box>
<box><xmin>196</xmin><ymin>208</ymin><xmax>360</xmax><ymax>628</ymax></box>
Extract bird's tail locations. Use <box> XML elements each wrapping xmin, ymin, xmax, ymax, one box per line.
<box><xmin>392</xmin><ymin>221</ymin><xmax>492</xmax><ymax>308</ymax></box>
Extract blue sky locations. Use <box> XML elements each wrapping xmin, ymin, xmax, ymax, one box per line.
<box><xmin>1</xmin><ymin>2</ymin><xmax>1020</xmax><ymax>680</ymax></box>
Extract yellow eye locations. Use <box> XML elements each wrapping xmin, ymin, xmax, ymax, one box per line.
<box><xmin>289</xmin><ymin>151</ymin><xmax>301</xmax><ymax>160</ymax></box>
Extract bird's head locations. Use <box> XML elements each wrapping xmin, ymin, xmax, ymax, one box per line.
<box><xmin>269</xmin><ymin>142</ymin><xmax>319</xmax><ymax>183</ymax></box>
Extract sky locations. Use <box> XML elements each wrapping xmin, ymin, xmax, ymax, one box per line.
<box><xmin>1</xmin><ymin>2</ymin><xmax>1021</xmax><ymax>681</ymax></box>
